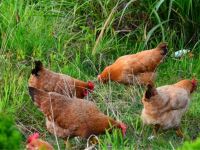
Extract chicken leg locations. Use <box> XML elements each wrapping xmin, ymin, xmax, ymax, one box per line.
<box><xmin>175</xmin><ymin>127</ymin><xmax>184</xmax><ymax>138</ymax></box>
<box><xmin>64</xmin><ymin>138</ymin><xmax>72</xmax><ymax>150</ymax></box>
<box><xmin>153</xmin><ymin>124</ymin><xmax>160</xmax><ymax>135</ymax></box>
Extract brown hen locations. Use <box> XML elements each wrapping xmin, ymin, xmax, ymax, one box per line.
<box><xmin>29</xmin><ymin>61</ymin><xmax>94</xmax><ymax>99</ymax></box>
<box><xmin>141</xmin><ymin>79</ymin><xmax>197</xmax><ymax>137</ymax></box>
<box><xmin>98</xmin><ymin>42</ymin><xmax>168</xmax><ymax>85</ymax></box>
<box><xmin>28</xmin><ymin>87</ymin><xmax>127</xmax><ymax>140</ymax></box>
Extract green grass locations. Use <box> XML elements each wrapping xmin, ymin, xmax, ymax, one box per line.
<box><xmin>0</xmin><ymin>0</ymin><xmax>200</xmax><ymax>149</ymax></box>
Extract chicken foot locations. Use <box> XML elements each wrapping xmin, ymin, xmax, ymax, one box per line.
<box><xmin>89</xmin><ymin>136</ymin><xmax>99</xmax><ymax>145</ymax></box>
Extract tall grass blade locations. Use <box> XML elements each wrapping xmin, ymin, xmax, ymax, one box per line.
<box><xmin>92</xmin><ymin>2</ymin><xmax>119</xmax><ymax>55</ymax></box>
<box><xmin>167</xmin><ymin>0</ymin><xmax>174</xmax><ymax>21</ymax></box>
<box><xmin>118</xmin><ymin>0</ymin><xmax>137</xmax><ymax>27</ymax></box>
<box><xmin>144</xmin><ymin>20</ymin><xmax>168</xmax><ymax>46</ymax></box>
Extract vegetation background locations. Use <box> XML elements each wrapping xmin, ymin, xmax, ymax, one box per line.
<box><xmin>0</xmin><ymin>0</ymin><xmax>200</xmax><ymax>149</ymax></box>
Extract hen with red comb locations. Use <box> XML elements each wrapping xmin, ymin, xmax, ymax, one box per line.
<box><xmin>28</xmin><ymin>87</ymin><xmax>127</xmax><ymax>142</ymax></box>
<box><xmin>29</xmin><ymin>61</ymin><xmax>95</xmax><ymax>99</ymax></box>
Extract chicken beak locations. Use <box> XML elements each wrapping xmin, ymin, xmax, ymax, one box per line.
<box><xmin>119</xmin><ymin>123</ymin><xmax>127</xmax><ymax>138</ymax></box>
<box><xmin>122</xmin><ymin>130</ymin><xmax>126</xmax><ymax>137</ymax></box>
<box><xmin>97</xmin><ymin>75</ymin><xmax>106</xmax><ymax>83</ymax></box>
<box><xmin>97</xmin><ymin>75</ymin><xmax>101</xmax><ymax>81</ymax></box>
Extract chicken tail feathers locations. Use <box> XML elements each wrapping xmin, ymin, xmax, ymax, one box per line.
<box><xmin>144</xmin><ymin>83</ymin><xmax>157</xmax><ymax>100</ymax></box>
<box><xmin>31</xmin><ymin>61</ymin><xmax>43</xmax><ymax>76</ymax></box>
<box><xmin>157</xmin><ymin>42</ymin><xmax>168</xmax><ymax>55</ymax></box>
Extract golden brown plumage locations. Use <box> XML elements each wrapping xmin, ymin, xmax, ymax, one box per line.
<box><xmin>26</xmin><ymin>133</ymin><xmax>54</xmax><ymax>150</ymax></box>
<box><xmin>28</xmin><ymin>61</ymin><xmax>94</xmax><ymax>99</ymax></box>
<box><xmin>28</xmin><ymin>87</ymin><xmax>127</xmax><ymax>139</ymax></box>
<box><xmin>141</xmin><ymin>79</ymin><xmax>197</xmax><ymax>136</ymax></box>
<box><xmin>98</xmin><ymin>43</ymin><xmax>167</xmax><ymax>85</ymax></box>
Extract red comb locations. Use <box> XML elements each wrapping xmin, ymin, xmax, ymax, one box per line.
<box><xmin>191</xmin><ymin>78</ymin><xmax>197</xmax><ymax>93</ymax></box>
<box><xmin>27</xmin><ymin>133</ymin><xmax>39</xmax><ymax>143</ymax></box>
<box><xmin>192</xmin><ymin>78</ymin><xmax>197</xmax><ymax>83</ymax></box>
<box><xmin>191</xmin><ymin>79</ymin><xmax>197</xmax><ymax>87</ymax></box>
<box><xmin>88</xmin><ymin>81</ymin><xmax>94</xmax><ymax>91</ymax></box>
